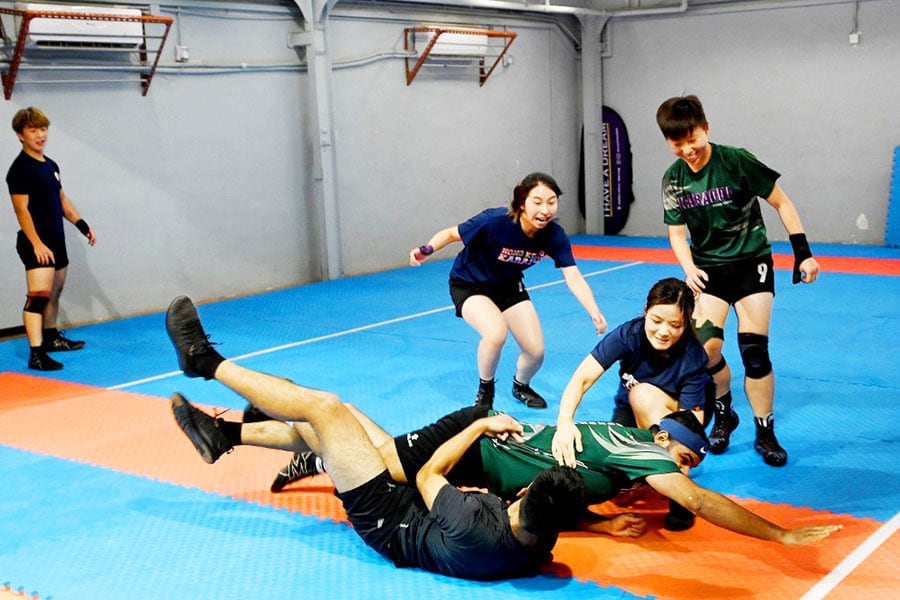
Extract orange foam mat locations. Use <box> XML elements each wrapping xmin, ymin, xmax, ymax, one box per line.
<box><xmin>572</xmin><ymin>245</ymin><xmax>900</xmax><ymax>276</ymax></box>
<box><xmin>0</xmin><ymin>372</ymin><xmax>346</xmax><ymax>520</ymax></box>
<box><xmin>0</xmin><ymin>373</ymin><xmax>891</xmax><ymax>598</ymax></box>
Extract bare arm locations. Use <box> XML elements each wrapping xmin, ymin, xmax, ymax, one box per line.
<box><xmin>552</xmin><ymin>354</ymin><xmax>606</xmax><ymax>467</ymax></box>
<box><xmin>667</xmin><ymin>224</ymin><xmax>706</xmax><ymax>295</ymax></box>
<box><xmin>60</xmin><ymin>189</ymin><xmax>96</xmax><ymax>245</ymax></box>
<box><xmin>577</xmin><ymin>509</ymin><xmax>646</xmax><ymax>538</ymax></box>
<box><xmin>416</xmin><ymin>413</ymin><xmax>524</xmax><ymax>509</ymax></box>
<box><xmin>560</xmin><ymin>265</ymin><xmax>607</xmax><ymax>334</ymax></box>
<box><xmin>409</xmin><ymin>225</ymin><xmax>462</xmax><ymax>265</ymax></box>
<box><xmin>765</xmin><ymin>184</ymin><xmax>817</xmax><ymax>283</ymax></box>
<box><xmin>646</xmin><ymin>472</ymin><xmax>840</xmax><ymax>545</ymax></box>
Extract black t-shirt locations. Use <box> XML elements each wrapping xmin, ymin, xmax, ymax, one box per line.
<box><xmin>392</xmin><ymin>485</ymin><xmax>555</xmax><ymax>580</ymax></box>
<box><xmin>6</xmin><ymin>151</ymin><xmax>65</xmax><ymax>243</ymax></box>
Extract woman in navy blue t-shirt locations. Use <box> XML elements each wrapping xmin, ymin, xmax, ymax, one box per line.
<box><xmin>409</xmin><ymin>172</ymin><xmax>607</xmax><ymax>410</ymax></box>
<box><xmin>552</xmin><ymin>278</ymin><xmax>712</xmax><ymax>467</ymax></box>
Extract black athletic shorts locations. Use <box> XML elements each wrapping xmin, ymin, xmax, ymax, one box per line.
<box><xmin>449</xmin><ymin>278</ymin><xmax>530</xmax><ymax>318</ymax></box>
<box><xmin>394</xmin><ymin>406</ymin><xmax>490</xmax><ymax>488</ymax></box>
<box><xmin>701</xmin><ymin>254</ymin><xmax>774</xmax><ymax>305</ymax></box>
<box><xmin>334</xmin><ymin>469</ymin><xmax>421</xmax><ymax>560</ymax></box>
<box><xmin>17</xmin><ymin>231</ymin><xmax>69</xmax><ymax>271</ymax></box>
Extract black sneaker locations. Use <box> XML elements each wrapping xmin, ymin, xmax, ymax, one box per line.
<box><xmin>754</xmin><ymin>433</ymin><xmax>788</xmax><ymax>467</ymax></box>
<box><xmin>270</xmin><ymin>451</ymin><xmax>320</xmax><ymax>492</ymax></box>
<box><xmin>28</xmin><ymin>348</ymin><xmax>63</xmax><ymax>371</ymax></box>
<box><xmin>512</xmin><ymin>380</ymin><xmax>547</xmax><ymax>409</ymax></box>
<box><xmin>708</xmin><ymin>405</ymin><xmax>739</xmax><ymax>454</ymax></box>
<box><xmin>171</xmin><ymin>392</ymin><xmax>233</xmax><ymax>464</ymax></box>
<box><xmin>43</xmin><ymin>331</ymin><xmax>85</xmax><ymax>351</ymax></box>
<box><xmin>165</xmin><ymin>296</ymin><xmax>223</xmax><ymax>380</ymax></box>
<box><xmin>664</xmin><ymin>499</ymin><xmax>696</xmax><ymax>531</ymax></box>
<box><xmin>474</xmin><ymin>380</ymin><xmax>495</xmax><ymax>408</ymax></box>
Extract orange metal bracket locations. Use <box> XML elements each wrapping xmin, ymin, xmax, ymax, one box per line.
<box><xmin>0</xmin><ymin>7</ymin><xmax>173</xmax><ymax>100</ymax></box>
<box><xmin>403</xmin><ymin>26</ymin><xmax>516</xmax><ymax>86</ymax></box>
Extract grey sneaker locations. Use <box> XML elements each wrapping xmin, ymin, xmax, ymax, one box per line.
<box><xmin>171</xmin><ymin>392</ymin><xmax>233</xmax><ymax>464</ymax></box>
<box><xmin>270</xmin><ymin>451</ymin><xmax>320</xmax><ymax>492</ymax></box>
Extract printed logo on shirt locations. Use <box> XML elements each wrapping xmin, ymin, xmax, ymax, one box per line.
<box><xmin>622</xmin><ymin>373</ymin><xmax>639</xmax><ymax>390</ymax></box>
<box><xmin>54</xmin><ymin>171</ymin><xmax>60</xmax><ymax>182</ymax></box>
<box><xmin>676</xmin><ymin>185</ymin><xmax>733</xmax><ymax>210</ymax></box>
<box><xmin>497</xmin><ymin>247</ymin><xmax>547</xmax><ymax>266</ymax></box>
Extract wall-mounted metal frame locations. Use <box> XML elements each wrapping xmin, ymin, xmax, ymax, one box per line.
<box><xmin>0</xmin><ymin>6</ymin><xmax>173</xmax><ymax>99</ymax></box>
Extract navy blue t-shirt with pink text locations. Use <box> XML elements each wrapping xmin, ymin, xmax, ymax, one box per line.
<box><xmin>449</xmin><ymin>207</ymin><xmax>575</xmax><ymax>284</ymax></box>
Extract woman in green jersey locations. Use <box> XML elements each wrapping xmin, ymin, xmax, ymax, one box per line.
<box><xmin>655</xmin><ymin>95</ymin><xmax>819</xmax><ymax>468</ymax></box>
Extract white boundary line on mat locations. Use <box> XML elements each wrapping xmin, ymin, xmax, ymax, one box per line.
<box><xmin>799</xmin><ymin>511</ymin><xmax>900</xmax><ymax>600</ymax></box>
<box><xmin>109</xmin><ymin>261</ymin><xmax>642</xmax><ymax>391</ymax></box>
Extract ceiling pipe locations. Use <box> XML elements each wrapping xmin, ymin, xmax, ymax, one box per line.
<box><xmin>390</xmin><ymin>0</ymin><xmax>688</xmax><ymax>19</ymax></box>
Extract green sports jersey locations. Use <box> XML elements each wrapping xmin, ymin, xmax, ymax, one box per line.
<box><xmin>478</xmin><ymin>421</ymin><xmax>681</xmax><ymax>504</ymax></box>
<box><xmin>662</xmin><ymin>143</ymin><xmax>780</xmax><ymax>267</ymax></box>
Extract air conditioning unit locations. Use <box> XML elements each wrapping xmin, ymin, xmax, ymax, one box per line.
<box><xmin>15</xmin><ymin>3</ymin><xmax>144</xmax><ymax>49</ymax></box>
<box><xmin>415</xmin><ymin>29</ymin><xmax>489</xmax><ymax>57</ymax></box>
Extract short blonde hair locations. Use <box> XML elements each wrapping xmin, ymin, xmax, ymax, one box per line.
<box><xmin>12</xmin><ymin>107</ymin><xmax>50</xmax><ymax>133</ymax></box>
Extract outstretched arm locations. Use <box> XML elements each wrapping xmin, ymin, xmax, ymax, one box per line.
<box><xmin>561</xmin><ymin>265</ymin><xmax>607</xmax><ymax>334</ymax></box>
<box><xmin>553</xmin><ymin>354</ymin><xmax>606</xmax><ymax>467</ymax></box>
<box><xmin>409</xmin><ymin>225</ymin><xmax>462</xmax><ymax>265</ymax></box>
<box><xmin>646</xmin><ymin>472</ymin><xmax>841</xmax><ymax>545</ymax></box>
<box><xmin>577</xmin><ymin>509</ymin><xmax>646</xmax><ymax>538</ymax></box>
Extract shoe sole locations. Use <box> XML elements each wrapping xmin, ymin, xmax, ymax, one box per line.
<box><xmin>165</xmin><ymin>296</ymin><xmax>203</xmax><ymax>378</ymax></box>
<box><xmin>171</xmin><ymin>393</ymin><xmax>216</xmax><ymax>464</ymax></box>
<box><xmin>512</xmin><ymin>391</ymin><xmax>547</xmax><ymax>409</ymax></box>
<box><xmin>754</xmin><ymin>441</ymin><xmax>788</xmax><ymax>467</ymax></box>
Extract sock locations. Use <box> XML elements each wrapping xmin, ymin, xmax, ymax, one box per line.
<box><xmin>195</xmin><ymin>349</ymin><xmax>226</xmax><ymax>380</ymax></box>
<box><xmin>479</xmin><ymin>378</ymin><xmax>495</xmax><ymax>388</ymax></box>
<box><xmin>219</xmin><ymin>420</ymin><xmax>243</xmax><ymax>446</ymax></box>
<box><xmin>513</xmin><ymin>377</ymin><xmax>527</xmax><ymax>389</ymax></box>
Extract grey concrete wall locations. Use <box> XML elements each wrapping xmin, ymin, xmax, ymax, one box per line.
<box><xmin>599</xmin><ymin>0</ymin><xmax>899</xmax><ymax>245</ymax></box>
<box><xmin>0</xmin><ymin>2</ymin><xmax>580</xmax><ymax>330</ymax></box>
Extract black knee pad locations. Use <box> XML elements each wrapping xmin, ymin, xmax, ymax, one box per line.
<box><xmin>706</xmin><ymin>357</ymin><xmax>727</xmax><ymax>376</ymax></box>
<box><xmin>738</xmin><ymin>332</ymin><xmax>772</xmax><ymax>379</ymax></box>
<box><xmin>24</xmin><ymin>293</ymin><xmax>50</xmax><ymax>314</ymax></box>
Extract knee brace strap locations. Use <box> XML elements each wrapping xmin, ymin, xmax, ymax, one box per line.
<box><xmin>693</xmin><ymin>317</ymin><xmax>724</xmax><ymax>345</ymax></box>
<box><xmin>738</xmin><ymin>332</ymin><xmax>772</xmax><ymax>379</ymax></box>
<box><xmin>706</xmin><ymin>357</ymin><xmax>727</xmax><ymax>376</ymax></box>
<box><xmin>24</xmin><ymin>292</ymin><xmax>50</xmax><ymax>314</ymax></box>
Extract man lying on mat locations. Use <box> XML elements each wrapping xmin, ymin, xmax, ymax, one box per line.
<box><xmin>246</xmin><ymin>401</ymin><xmax>840</xmax><ymax>545</ymax></box>
<box><xmin>165</xmin><ymin>296</ymin><xmax>840</xmax><ymax>552</ymax></box>
<box><xmin>165</xmin><ymin>296</ymin><xmax>586</xmax><ymax>581</ymax></box>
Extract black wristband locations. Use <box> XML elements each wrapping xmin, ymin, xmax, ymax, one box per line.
<box><xmin>419</xmin><ymin>244</ymin><xmax>434</xmax><ymax>256</ymax></box>
<box><xmin>789</xmin><ymin>233</ymin><xmax>812</xmax><ymax>284</ymax></box>
<box><xmin>789</xmin><ymin>233</ymin><xmax>812</xmax><ymax>261</ymax></box>
<box><xmin>75</xmin><ymin>219</ymin><xmax>91</xmax><ymax>237</ymax></box>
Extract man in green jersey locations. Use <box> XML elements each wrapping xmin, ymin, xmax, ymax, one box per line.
<box><xmin>228</xmin><ymin>404</ymin><xmax>838</xmax><ymax>546</ymax></box>
<box><xmin>656</xmin><ymin>95</ymin><xmax>820</xmax><ymax>468</ymax></box>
